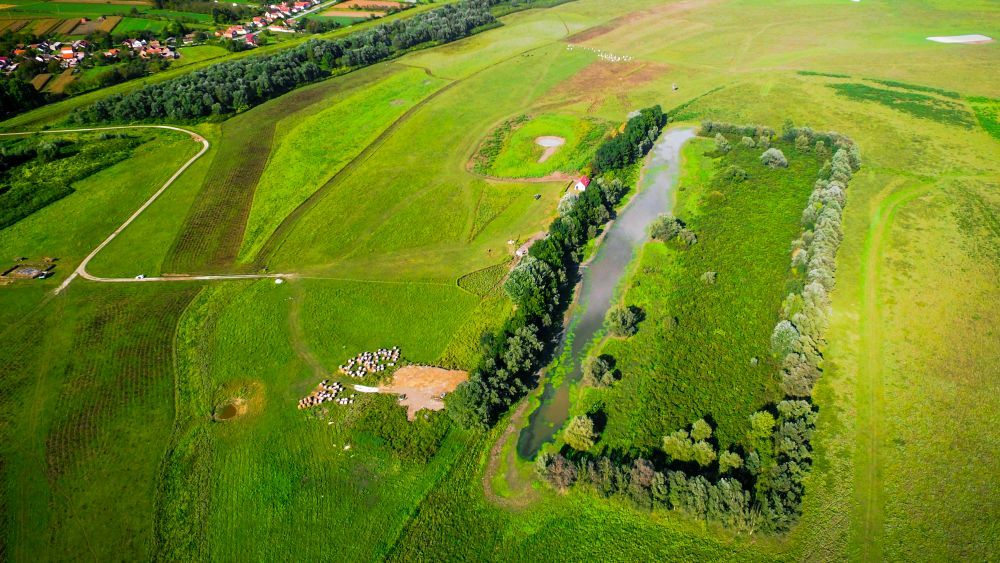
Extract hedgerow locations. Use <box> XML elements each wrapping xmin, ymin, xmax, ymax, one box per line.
<box><xmin>0</xmin><ymin>133</ymin><xmax>145</xmax><ymax>230</ymax></box>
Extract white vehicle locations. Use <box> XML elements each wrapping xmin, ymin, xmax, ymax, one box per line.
<box><xmin>135</xmin><ymin>274</ymin><xmax>145</xmax><ymax>279</ymax></box>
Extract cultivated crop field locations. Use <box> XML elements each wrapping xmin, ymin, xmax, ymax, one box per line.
<box><xmin>0</xmin><ymin>0</ymin><xmax>997</xmax><ymax>560</ymax></box>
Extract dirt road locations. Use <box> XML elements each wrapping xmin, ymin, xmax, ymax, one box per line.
<box><xmin>0</xmin><ymin>126</ymin><xmax>290</xmax><ymax>293</ymax></box>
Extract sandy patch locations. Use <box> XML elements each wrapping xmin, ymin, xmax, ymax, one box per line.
<box><xmin>213</xmin><ymin>381</ymin><xmax>263</xmax><ymax>421</ymax></box>
<box><xmin>0</xmin><ymin>5</ymin><xmax>15</xmax><ymax>9</ymax></box>
<box><xmin>926</xmin><ymin>34</ymin><xmax>993</xmax><ymax>44</ymax></box>
<box><xmin>379</xmin><ymin>366</ymin><xmax>468</xmax><ymax>420</ymax></box>
<box><xmin>535</xmin><ymin>135</ymin><xmax>566</xmax><ymax>163</ymax></box>
<box><xmin>338</xmin><ymin>0</ymin><xmax>403</xmax><ymax>7</ymax></box>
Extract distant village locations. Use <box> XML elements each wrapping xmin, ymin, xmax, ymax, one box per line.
<box><xmin>217</xmin><ymin>0</ymin><xmax>325</xmax><ymax>47</ymax></box>
<box><xmin>0</xmin><ymin>0</ymin><xmax>328</xmax><ymax>77</ymax></box>
<box><xmin>0</xmin><ymin>36</ymin><xmax>178</xmax><ymax>75</ymax></box>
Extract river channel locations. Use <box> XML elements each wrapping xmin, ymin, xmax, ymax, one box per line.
<box><xmin>516</xmin><ymin>127</ymin><xmax>696</xmax><ymax>459</ymax></box>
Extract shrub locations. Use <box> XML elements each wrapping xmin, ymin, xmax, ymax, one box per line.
<box><xmin>564</xmin><ymin>415</ymin><xmax>597</xmax><ymax>451</ymax></box>
<box><xmin>677</xmin><ymin>228</ymin><xmax>698</xmax><ymax>246</ymax></box>
<box><xmin>714</xmin><ymin>133</ymin><xmax>731</xmax><ymax>153</ymax></box>
<box><xmin>607</xmin><ymin>305</ymin><xmax>642</xmax><ymax>337</ymax></box>
<box><xmin>760</xmin><ymin>148</ymin><xmax>788</xmax><ymax>168</ymax></box>
<box><xmin>795</xmin><ymin>134</ymin><xmax>811</xmax><ymax>152</ymax></box>
<box><xmin>649</xmin><ymin>213</ymin><xmax>682</xmax><ymax>241</ymax></box>
<box><xmin>583</xmin><ymin>354</ymin><xmax>617</xmax><ymax>387</ymax></box>
<box><xmin>771</xmin><ymin>320</ymin><xmax>800</xmax><ymax>357</ymax></box>
<box><xmin>741</xmin><ymin>136</ymin><xmax>755</xmax><ymax>148</ymax></box>
<box><xmin>721</xmin><ymin>165</ymin><xmax>748</xmax><ymax>183</ymax></box>
<box><xmin>535</xmin><ymin>452</ymin><xmax>577</xmax><ymax>491</ymax></box>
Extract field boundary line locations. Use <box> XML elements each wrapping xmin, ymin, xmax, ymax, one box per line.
<box><xmin>0</xmin><ymin>126</ymin><xmax>292</xmax><ymax>292</ymax></box>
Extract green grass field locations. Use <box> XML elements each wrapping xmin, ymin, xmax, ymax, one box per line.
<box><xmin>1</xmin><ymin>0</ymin><xmax>998</xmax><ymax>559</ymax></box>
<box><xmin>112</xmin><ymin>16</ymin><xmax>166</xmax><ymax>33</ymax></box>
<box><xmin>484</xmin><ymin>113</ymin><xmax>609</xmax><ymax>178</ymax></box>
<box><xmin>576</xmin><ymin>135</ymin><xmax>820</xmax><ymax>451</ymax></box>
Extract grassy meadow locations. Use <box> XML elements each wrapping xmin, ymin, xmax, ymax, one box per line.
<box><xmin>574</xmin><ymin>134</ymin><xmax>821</xmax><ymax>452</ymax></box>
<box><xmin>484</xmin><ymin>113</ymin><xmax>609</xmax><ymax>178</ymax></box>
<box><xmin>0</xmin><ymin>0</ymin><xmax>998</xmax><ymax>560</ymax></box>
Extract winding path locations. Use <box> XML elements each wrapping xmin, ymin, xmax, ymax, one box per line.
<box><xmin>0</xmin><ymin>126</ymin><xmax>290</xmax><ymax>293</ymax></box>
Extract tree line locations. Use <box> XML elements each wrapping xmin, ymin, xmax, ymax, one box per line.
<box><xmin>73</xmin><ymin>0</ymin><xmax>503</xmax><ymax>123</ymax></box>
<box><xmin>536</xmin><ymin>121</ymin><xmax>860</xmax><ymax>535</ymax></box>
<box><xmin>537</xmin><ymin>401</ymin><xmax>816</xmax><ymax>533</ymax></box>
<box><xmin>445</xmin><ymin>105</ymin><xmax>667</xmax><ymax>430</ymax></box>
<box><xmin>592</xmin><ymin>105</ymin><xmax>666</xmax><ymax>172</ymax></box>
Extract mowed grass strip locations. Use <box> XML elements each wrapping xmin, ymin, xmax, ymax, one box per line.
<box><xmin>595</xmin><ymin>136</ymin><xmax>822</xmax><ymax>450</ymax></box>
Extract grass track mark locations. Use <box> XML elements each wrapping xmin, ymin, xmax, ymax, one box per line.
<box><xmin>853</xmin><ymin>178</ymin><xmax>931</xmax><ymax>561</ymax></box>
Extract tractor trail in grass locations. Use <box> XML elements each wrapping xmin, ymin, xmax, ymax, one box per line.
<box><xmin>853</xmin><ymin>178</ymin><xmax>929</xmax><ymax>561</ymax></box>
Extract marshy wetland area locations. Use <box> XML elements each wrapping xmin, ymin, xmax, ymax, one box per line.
<box><xmin>0</xmin><ymin>0</ymin><xmax>997</xmax><ymax>560</ymax></box>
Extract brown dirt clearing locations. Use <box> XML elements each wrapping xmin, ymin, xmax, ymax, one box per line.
<box><xmin>380</xmin><ymin>365</ymin><xmax>468</xmax><ymax>420</ymax></box>
<box><xmin>322</xmin><ymin>8</ymin><xmax>384</xmax><ymax>17</ymax></box>
<box><xmin>566</xmin><ymin>0</ymin><xmax>716</xmax><ymax>44</ymax></box>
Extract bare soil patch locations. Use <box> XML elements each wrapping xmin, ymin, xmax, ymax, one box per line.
<box><xmin>553</xmin><ymin>59</ymin><xmax>669</xmax><ymax>112</ymax></box>
<box><xmin>322</xmin><ymin>8</ymin><xmax>383</xmax><ymax>17</ymax></box>
<box><xmin>535</xmin><ymin>135</ymin><xmax>565</xmax><ymax>163</ymax></box>
<box><xmin>214</xmin><ymin>398</ymin><xmax>248</xmax><ymax>421</ymax></box>
<box><xmin>338</xmin><ymin>0</ymin><xmax>403</xmax><ymax>8</ymax></box>
<box><xmin>566</xmin><ymin>0</ymin><xmax>715</xmax><ymax>44</ymax></box>
<box><xmin>380</xmin><ymin>365</ymin><xmax>468</xmax><ymax>420</ymax></box>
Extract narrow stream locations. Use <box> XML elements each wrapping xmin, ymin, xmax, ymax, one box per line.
<box><xmin>516</xmin><ymin>127</ymin><xmax>696</xmax><ymax>459</ymax></box>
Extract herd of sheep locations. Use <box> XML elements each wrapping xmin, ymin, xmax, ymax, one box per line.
<box><xmin>297</xmin><ymin>379</ymin><xmax>355</xmax><ymax>409</ymax></box>
<box><xmin>339</xmin><ymin>347</ymin><xmax>400</xmax><ymax>378</ymax></box>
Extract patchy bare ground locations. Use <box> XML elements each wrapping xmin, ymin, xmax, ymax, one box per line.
<box><xmin>566</xmin><ymin>0</ymin><xmax>717</xmax><ymax>44</ymax></box>
<box><xmin>380</xmin><ymin>366</ymin><xmax>468</xmax><ymax>420</ymax></box>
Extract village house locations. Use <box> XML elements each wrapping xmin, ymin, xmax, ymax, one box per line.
<box><xmin>574</xmin><ymin>176</ymin><xmax>591</xmax><ymax>192</ymax></box>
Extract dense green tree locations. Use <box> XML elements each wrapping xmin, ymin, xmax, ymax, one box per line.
<box><xmin>691</xmin><ymin>440</ymin><xmax>717</xmax><ymax>466</ymax></box>
<box><xmin>719</xmin><ymin>450</ymin><xmax>743</xmax><ymax>474</ymax></box>
<box><xmin>607</xmin><ymin>305</ymin><xmax>642</xmax><ymax>337</ymax></box>
<box><xmin>690</xmin><ymin>418</ymin><xmax>713</xmax><ymax>441</ymax></box>
<box><xmin>649</xmin><ymin>214</ymin><xmax>682</xmax><ymax>241</ymax></box>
